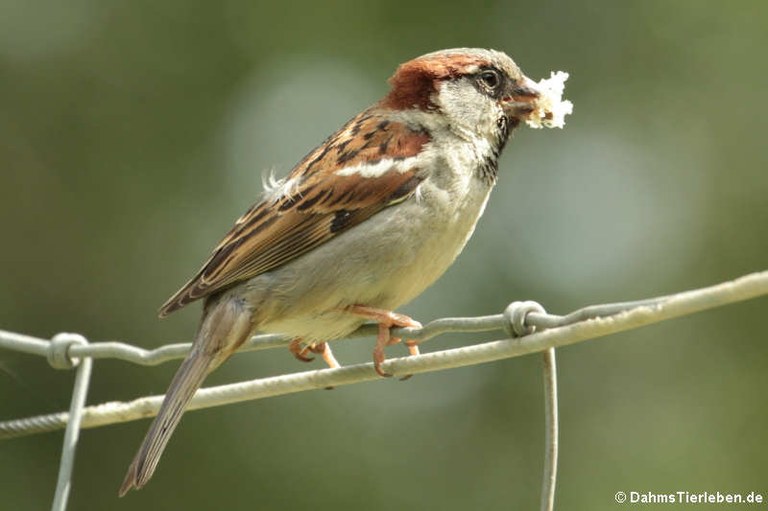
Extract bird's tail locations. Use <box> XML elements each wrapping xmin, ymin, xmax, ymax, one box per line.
<box><xmin>119</xmin><ymin>347</ymin><xmax>213</xmax><ymax>496</ymax></box>
<box><xmin>119</xmin><ymin>297</ymin><xmax>252</xmax><ymax>496</ymax></box>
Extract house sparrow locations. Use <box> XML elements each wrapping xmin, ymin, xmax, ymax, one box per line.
<box><xmin>120</xmin><ymin>48</ymin><xmax>565</xmax><ymax>495</ymax></box>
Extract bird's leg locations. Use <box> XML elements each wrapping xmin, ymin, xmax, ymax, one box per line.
<box><xmin>344</xmin><ymin>305</ymin><xmax>422</xmax><ymax>377</ymax></box>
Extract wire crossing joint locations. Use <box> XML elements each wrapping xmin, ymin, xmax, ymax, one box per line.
<box><xmin>47</xmin><ymin>333</ymin><xmax>89</xmax><ymax>370</ymax></box>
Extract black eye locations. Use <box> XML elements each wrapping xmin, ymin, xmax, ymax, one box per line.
<box><xmin>478</xmin><ymin>70</ymin><xmax>501</xmax><ymax>90</ymax></box>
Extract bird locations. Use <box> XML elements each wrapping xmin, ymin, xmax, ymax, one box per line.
<box><xmin>119</xmin><ymin>47</ymin><xmax>546</xmax><ymax>496</ymax></box>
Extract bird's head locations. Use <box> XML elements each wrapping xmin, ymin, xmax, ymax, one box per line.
<box><xmin>381</xmin><ymin>48</ymin><xmax>540</xmax><ymax>144</ymax></box>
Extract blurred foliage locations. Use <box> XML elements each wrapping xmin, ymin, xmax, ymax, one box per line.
<box><xmin>1</xmin><ymin>1</ymin><xmax>766</xmax><ymax>510</ymax></box>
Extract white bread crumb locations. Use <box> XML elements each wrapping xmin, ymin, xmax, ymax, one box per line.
<box><xmin>526</xmin><ymin>71</ymin><xmax>573</xmax><ymax>129</ymax></box>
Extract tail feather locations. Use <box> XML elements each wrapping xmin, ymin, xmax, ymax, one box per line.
<box><xmin>118</xmin><ymin>349</ymin><xmax>214</xmax><ymax>496</ymax></box>
<box><xmin>119</xmin><ymin>295</ymin><xmax>253</xmax><ymax>496</ymax></box>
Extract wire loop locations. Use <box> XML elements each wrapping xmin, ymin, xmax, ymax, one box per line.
<box><xmin>47</xmin><ymin>333</ymin><xmax>88</xmax><ymax>370</ymax></box>
<box><xmin>504</xmin><ymin>301</ymin><xmax>546</xmax><ymax>337</ymax></box>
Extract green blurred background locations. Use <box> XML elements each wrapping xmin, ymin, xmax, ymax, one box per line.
<box><xmin>1</xmin><ymin>1</ymin><xmax>766</xmax><ymax>509</ymax></box>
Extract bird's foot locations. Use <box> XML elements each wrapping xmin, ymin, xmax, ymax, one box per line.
<box><xmin>344</xmin><ymin>305</ymin><xmax>422</xmax><ymax>378</ymax></box>
<box><xmin>289</xmin><ymin>339</ymin><xmax>340</xmax><ymax>369</ymax></box>
<box><xmin>289</xmin><ymin>339</ymin><xmax>340</xmax><ymax>390</ymax></box>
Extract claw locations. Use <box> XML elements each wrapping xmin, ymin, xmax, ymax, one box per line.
<box><xmin>288</xmin><ymin>339</ymin><xmax>314</xmax><ymax>362</ymax></box>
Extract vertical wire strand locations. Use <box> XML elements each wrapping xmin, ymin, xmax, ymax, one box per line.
<box><xmin>51</xmin><ymin>356</ymin><xmax>93</xmax><ymax>511</ymax></box>
<box><xmin>540</xmin><ymin>348</ymin><xmax>559</xmax><ymax>511</ymax></box>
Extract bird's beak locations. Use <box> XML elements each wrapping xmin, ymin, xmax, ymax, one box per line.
<box><xmin>502</xmin><ymin>76</ymin><xmax>540</xmax><ymax>118</ymax></box>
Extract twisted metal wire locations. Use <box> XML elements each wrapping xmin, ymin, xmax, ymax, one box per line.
<box><xmin>1</xmin><ymin>270</ymin><xmax>766</xmax><ymax>439</ymax></box>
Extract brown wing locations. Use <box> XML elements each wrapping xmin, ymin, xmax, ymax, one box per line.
<box><xmin>158</xmin><ymin>108</ymin><xmax>431</xmax><ymax>317</ymax></box>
